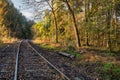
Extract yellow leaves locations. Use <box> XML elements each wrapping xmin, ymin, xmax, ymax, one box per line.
<box><xmin>0</xmin><ymin>0</ymin><xmax>8</xmax><ymax>17</ymax></box>
<box><xmin>0</xmin><ymin>0</ymin><xmax>7</xmax><ymax>7</ymax></box>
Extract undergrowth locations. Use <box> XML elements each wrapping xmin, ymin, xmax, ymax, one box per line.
<box><xmin>100</xmin><ymin>52</ymin><xmax>117</xmax><ymax>57</ymax></box>
<box><xmin>39</xmin><ymin>44</ymin><xmax>83</xmax><ymax>59</ymax></box>
<box><xmin>65</xmin><ymin>46</ymin><xmax>83</xmax><ymax>59</ymax></box>
<box><xmin>38</xmin><ymin>43</ymin><xmax>120</xmax><ymax>80</ymax></box>
<box><xmin>40</xmin><ymin>43</ymin><xmax>57</xmax><ymax>50</ymax></box>
<box><xmin>101</xmin><ymin>62</ymin><xmax>120</xmax><ymax>80</ymax></box>
<box><xmin>66</xmin><ymin>50</ymin><xmax>83</xmax><ymax>59</ymax></box>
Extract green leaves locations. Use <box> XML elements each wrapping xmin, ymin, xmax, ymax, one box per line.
<box><xmin>30</xmin><ymin>0</ymin><xmax>120</xmax><ymax>51</ymax></box>
<box><xmin>102</xmin><ymin>63</ymin><xmax>120</xmax><ymax>80</ymax></box>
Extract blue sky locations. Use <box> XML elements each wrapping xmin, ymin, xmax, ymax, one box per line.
<box><xmin>11</xmin><ymin>0</ymin><xmax>33</xmax><ymax>20</ymax></box>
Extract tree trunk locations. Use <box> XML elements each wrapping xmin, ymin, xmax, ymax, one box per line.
<box><xmin>85</xmin><ymin>0</ymin><xmax>90</xmax><ymax>46</ymax></box>
<box><xmin>72</xmin><ymin>12</ymin><xmax>81</xmax><ymax>47</ymax></box>
<box><xmin>85</xmin><ymin>30</ymin><xmax>89</xmax><ymax>46</ymax></box>
<box><xmin>52</xmin><ymin>11</ymin><xmax>58</xmax><ymax>43</ymax></box>
<box><xmin>64</xmin><ymin>0</ymin><xmax>81</xmax><ymax>48</ymax></box>
<box><xmin>114</xmin><ymin>1</ymin><xmax>118</xmax><ymax>48</ymax></box>
<box><xmin>106</xmin><ymin>8</ymin><xmax>112</xmax><ymax>51</ymax></box>
<box><xmin>45</xmin><ymin>1</ymin><xmax>58</xmax><ymax>43</ymax></box>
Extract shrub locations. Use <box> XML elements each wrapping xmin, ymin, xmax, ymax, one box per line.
<box><xmin>102</xmin><ymin>63</ymin><xmax>120</xmax><ymax>80</ymax></box>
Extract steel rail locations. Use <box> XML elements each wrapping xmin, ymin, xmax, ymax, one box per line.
<box><xmin>14</xmin><ymin>40</ymin><xmax>22</xmax><ymax>80</ymax></box>
<box><xmin>27</xmin><ymin>40</ymin><xmax>71</xmax><ymax>80</ymax></box>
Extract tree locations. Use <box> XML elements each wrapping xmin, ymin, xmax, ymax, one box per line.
<box><xmin>23</xmin><ymin>0</ymin><xmax>120</xmax><ymax>51</ymax></box>
<box><xmin>61</xmin><ymin>0</ymin><xmax>82</xmax><ymax>48</ymax></box>
<box><xmin>0</xmin><ymin>0</ymin><xmax>34</xmax><ymax>40</ymax></box>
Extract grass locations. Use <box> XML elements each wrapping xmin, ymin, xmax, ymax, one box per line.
<box><xmin>64</xmin><ymin>46</ymin><xmax>83</xmax><ymax>59</ymax></box>
<box><xmin>100</xmin><ymin>52</ymin><xmax>117</xmax><ymax>57</ymax></box>
<box><xmin>66</xmin><ymin>50</ymin><xmax>83</xmax><ymax>59</ymax></box>
<box><xmin>40</xmin><ymin>43</ymin><xmax>56</xmax><ymax>50</ymax></box>
<box><xmin>83</xmin><ymin>45</ymin><xmax>119</xmax><ymax>56</ymax></box>
<box><xmin>35</xmin><ymin>41</ymin><xmax>120</xmax><ymax>79</ymax></box>
<box><xmin>0</xmin><ymin>42</ymin><xmax>8</xmax><ymax>47</ymax></box>
<box><xmin>38</xmin><ymin>43</ymin><xmax>64</xmax><ymax>52</ymax></box>
<box><xmin>103</xmin><ymin>62</ymin><xmax>112</xmax><ymax>72</ymax></box>
<box><xmin>101</xmin><ymin>62</ymin><xmax>120</xmax><ymax>80</ymax></box>
<box><xmin>0</xmin><ymin>38</ymin><xmax>18</xmax><ymax>48</ymax></box>
<box><xmin>38</xmin><ymin>43</ymin><xmax>83</xmax><ymax>59</ymax></box>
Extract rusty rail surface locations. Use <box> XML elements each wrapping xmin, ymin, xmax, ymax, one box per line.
<box><xmin>14</xmin><ymin>40</ymin><xmax>22</xmax><ymax>80</ymax></box>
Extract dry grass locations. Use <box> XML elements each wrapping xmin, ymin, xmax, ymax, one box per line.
<box><xmin>33</xmin><ymin>39</ymin><xmax>120</xmax><ymax>64</ymax></box>
<box><xmin>78</xmin><ymin>50</ymin><xmax>120</xmax><ymax>65</ymax></box>
<box><xmin>33</xmin><ymin>39</ymin><xmax>60</xmax><ymax>47</ymax></box>
<box><xmin>1</xmin><ymin>37</ymin><xmax>18</xmax><ymax>44</ymax></box>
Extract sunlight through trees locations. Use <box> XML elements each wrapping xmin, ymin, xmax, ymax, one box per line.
<box><xmin>27</xmin><ymin>0</ymin><xmax>120</xmax><ymax>51</ymax></box>
<box><xmin>0</xmin><ymin>0</ymin><xmax>34</xmax><ymax>42</ymax></box>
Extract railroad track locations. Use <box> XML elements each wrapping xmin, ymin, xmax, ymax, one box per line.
<box><xmin>18</xmin><ymin>40</ymin><xmax>70</xmax><ymax>80</ymax></box>
<box><xmin>0</xmin><ymin>40</ymin><xmax>89</xmax><ymax>80</ymax></box>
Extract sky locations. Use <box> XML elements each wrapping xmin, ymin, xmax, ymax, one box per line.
<box><xmin>11</xmin><ymin>0</ymin><xmax>33</xmax><ymax>20</ymax></box>
<box><xmin>11</xmin><ymin>0</ymin><xmax>50</xmax><ymax>22</ymax></box>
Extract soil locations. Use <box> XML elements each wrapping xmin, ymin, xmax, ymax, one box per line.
<box><xmin>0</xmin><ymin>42</ymin><xmax>19</xmax><ymax>80</ymax></box>
<box><xmin>30</xmin><ymin>42</ymin><xmax>93</xmax><ymax>80</ymax></box>
<box><xmin>0</xmin><ymin>40</ymin><xmax>119</xmax><ymax>80</ymax></box>
<box><xmin>30</xmin><ymin>41</ymin><xmax>120</xmax><ymax>80</ymax></box>
<box><xmin>18</xmin><ymin>41</ymin><xmax>65</xmax><ymax>80</ymax></box>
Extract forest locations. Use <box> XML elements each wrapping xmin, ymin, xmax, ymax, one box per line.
<box><xmin>0</xmin><ymin>0</ymin><xmax>120</xmax><ymax>79</ymax></box>
<box><xmin>30</xmin><ymin>0</ymin><xmax>120</xmax><ymax>52</ymax></box>
<box><xmin>0</xmin><ymin>0</ymin><xmax>120</xmax><ymax>51</ymax></box>
<box><xmin>25</xmin><ymin>0</ymin><xmax>120</xmax><ymax>79</ymax></box>
<box><xmin>0</xmin><ymin>0</ymin><xmax>34</xmax><ymax>43</ymax></box>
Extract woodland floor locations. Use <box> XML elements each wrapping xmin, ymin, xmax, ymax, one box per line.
<box><xmin>0</xmin><ymin>40</ymin><xmax>120</xmax><ymax>80</ymax></box>
<box><xmin>33</xmin><ymin>40</ymin><xmax>120</xmax><ymax>80</ymax></box>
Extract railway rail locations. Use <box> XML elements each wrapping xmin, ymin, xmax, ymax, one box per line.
<box><xmin>0</xmin><ymin>40</ymin><xmax>90</xmax><ymax>80</ymax></box>
<box><xmin>18</xmin><ymin>40</ymin><xmax>70</xmax><ymax>80</ymax></box>
<box><xmin>0</xmin><ymin>40</ymin><xmax>71</xmax><ymax>80</ymax></box>
<box><xmin>27</xmin><ymin>40</ymin><xmax>70</xmax><ymax>80</ymax></box>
